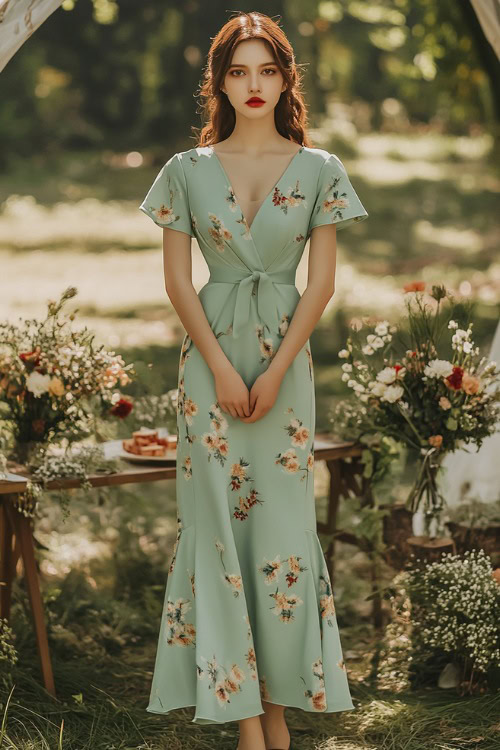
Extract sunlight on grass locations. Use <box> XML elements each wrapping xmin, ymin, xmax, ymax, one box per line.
<box><xmin>0</xmin><ymin>195</ymin><xmax>163</xmax><ymax>250</ymax></box>
<box><xmin>358</xmin><ymin>132</ymin><xmax>494</xmax><ymax>161</ymax></box>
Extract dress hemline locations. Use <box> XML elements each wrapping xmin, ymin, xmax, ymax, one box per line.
<box><xmin>146</xmin><ymin>698</ymin><xmax>356</xmax><ymax>724</ymax></box>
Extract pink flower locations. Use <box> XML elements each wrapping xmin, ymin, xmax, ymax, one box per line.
<box><xmin>462</xmin><ymin>373</ymin><xmax>480</xmax><ymax>395</ymax></box>
<box><xmin>439</xmin><ymin>396</ymin><xmax>451</xmax><ymax>410</ymax></box>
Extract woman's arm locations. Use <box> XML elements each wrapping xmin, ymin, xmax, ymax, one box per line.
<box><xmin>240</xmin><ymin>223</ymin><xmax>337</xmax><ymax>422</ymax></box>
<box><xmin>162</xmin><ymin>227</ymin><xmax>253</xmax><ymax>419</ymax></box>
<box><xmin>270</xmin><ymin>223</ymin><xmax>337</xmax><ymax>378</ymax></box>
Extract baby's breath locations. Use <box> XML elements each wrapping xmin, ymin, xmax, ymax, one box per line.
<box><xmin>405</xmin><ymin>549</ymin><xmax>500</xmax><ymax>682</ymax></box>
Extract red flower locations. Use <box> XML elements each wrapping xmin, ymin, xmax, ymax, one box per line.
<box><xmin>445</xmin><ymin>366</ymin><xmax>464</xmax><ymax>390</ymax></box>
<box><xmin>403</xmin><ymin>281</ymin><xmax>425</xmax><ymax>293</ymax></box>
<box><xmin>19</xmin><ymin>349</ymin><xmax>41</xmax><ymax>368</ymax></box>
<box><xmin>394</xmin><ymin>364</ymin><xmax>404</xmax><ymax>373</ymax></box>
<box><xmin>110</xmin><ymin>397</ymin><xmax>133</xmax><ymax>418</ymax></box>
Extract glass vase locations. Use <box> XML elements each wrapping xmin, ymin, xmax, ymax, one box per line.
<box><xmin>407</xmin><ymin>447</ymin><xmax>447</xmax><ymax>538</ymax></box>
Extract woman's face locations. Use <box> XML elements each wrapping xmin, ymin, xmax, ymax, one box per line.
<box><xmin>222</xmin><ymin>38</ymin><xmax>286</xmax><ymax>118</ymax></box>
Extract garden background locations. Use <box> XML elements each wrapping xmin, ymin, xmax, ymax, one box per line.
<box><xmin>0</xmin><ymin>0</ymin><xmax>499</xmax><ymax>748</ymax></box>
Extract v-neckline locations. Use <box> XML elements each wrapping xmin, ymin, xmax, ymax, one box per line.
<box><xmin>209</xmin><ymin>144</ymin><xmax>304</xmax><ymax>235</ymax></box>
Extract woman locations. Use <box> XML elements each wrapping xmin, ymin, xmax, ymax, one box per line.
<box><xmin>140</xmin><ymin>11</ymin><xmax>368</xmax><ymax>750</ymax></box>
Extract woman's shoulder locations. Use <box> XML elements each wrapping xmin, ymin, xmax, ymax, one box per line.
<box><xmin>301</xmin><ymin>146</ymin><xmax>339</xmax><ymax>167</ymax></box>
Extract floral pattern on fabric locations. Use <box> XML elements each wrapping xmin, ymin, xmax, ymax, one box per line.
<box><xmin>300</xmin><ymin>658</ymin><xmax>326</xmax><ymax>711</ymax></box>
<box><xmin>139</xmin><ymin>145</ymin><xmax>366</xmax><ymax>724</ymax></box>
<box><xmin>165</xmin><ymin>597</ymin><xmax>196</xmax><ymax>647</ymax></box>
<box><xmin>196</xmin><ymin>655</ymin><xmax>247</xmax><ymax>707</ymax></box>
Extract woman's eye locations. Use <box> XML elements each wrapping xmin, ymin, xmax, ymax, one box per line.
<box><xmin>230</xmin><ymin>68</ymin><xmax>276</xmax><ymax>76</ymax></box>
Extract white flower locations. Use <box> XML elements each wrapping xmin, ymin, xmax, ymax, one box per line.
<box><xmin>366</xmin><ymin>334</ymin><xmax>385</xmax><ymax>349</ymax></box>
<box><xmin>341</xmin><ymin>363</ymin><xmax>353</xmax><ymax>372</ymax></box>
<box><xmin>26</xmin><ymin>371</ymin><xmax>51</xmax><ymax>397</ymax></box>
<box><xmin>452</xmin><ymin>329</ymin><xmax>469</xmax><ymax>343</ymax></box>
<box><xmin>448</xmin><ymin>320</ymin><xmax>458</xmax><ymax>329</ymax></box>
<box><xmin>381</xmin><ymin>385</ymin><xmax>404</xmax><ymax>403</ymax></box>
<box><xmin>374</xmin><ymin>321</ymin><xmax>390</xmax><ymax>336</ymax></box>
<box><xmin>338</xmin><ymin>349</ymin><xmax>349</xmax><ymax>359</ymax></box>
<box><xmin>463</xmin><ymin>341</ymin><xmax>473</xmax><ymax>354</ymax></box>
<box><xmin>369</xmin><ymin>381</ymin><xmax>387</xmax><ymax>397</ymax></box>
<box><xmin>362</xmin><ymin>345</ymin><xmax>375</xmax><ymax>355</ymax></box>
<box><xmin>352</xmin><ymin>382</ymin><xmax>365</xmax><ymax>393</ymax></box>
<box><xmin>376</xmin><ymin>366</ymin><xmax>398</xmax><ymax>385</ymax></box>
<box><xmin>424</xmin><ymin>359</ymin><xmax>454</xmax><ymax>379</ymax></box>
<box><xmin>341</xmin><ymin>372</ymin><xmax>350</xmax><ymax>382</ymax></box>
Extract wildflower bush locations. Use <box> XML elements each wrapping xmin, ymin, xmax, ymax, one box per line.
<box><xmin>383</xmin><ymin>549</ymin><xmax>500</xmax><ymax>695</ymax></box>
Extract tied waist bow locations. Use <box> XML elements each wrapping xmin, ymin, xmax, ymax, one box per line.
<box><xmin>208</xmin><ymin>267</ymin><xmax>296</xmax><ymax>339</ymax></box>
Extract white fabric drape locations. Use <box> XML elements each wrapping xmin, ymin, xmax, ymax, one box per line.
<box><xmin>0</xmin><ymin>0</ymin><xmax>63</xmax><ymax>73</ymax></box>
<box><xmin>439</xmin><ymin>318</ymin><xmax>500</xmax><ymax>506</ymax></box>
<box><xmin>470</xmin><ymin>0</ymin><xmax>500</xmax><ymax>60</ymax></box>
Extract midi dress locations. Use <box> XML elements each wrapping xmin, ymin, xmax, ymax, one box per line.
<box><xmin>139</xmin><ymin>144</ymin><xmax>369</xmax><ymax>725</ymax></box>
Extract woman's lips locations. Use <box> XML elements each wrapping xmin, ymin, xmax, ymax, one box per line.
<box><xmin>246</xmin><ymin>99</ymin><xmax>265</xmax><ymax>107</ymax></box>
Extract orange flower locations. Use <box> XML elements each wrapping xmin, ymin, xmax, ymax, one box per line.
<box><xmin>403</xmin><ymin>281</ymin><xmax>426</xmax><ymax>293</ymax></box>
<box><xmin>48</xmin><ymin>376</ymin><xmax>65</xmax><ymax>397</ymax></box>
<box><xmin>312</xmin><ymin>689</ymin><xmax>327</xmax><ymax>711</ymax></box>
<box><xmin>462</xmin><ymin>373</ymin><xmax>480</xmax><ymax>395</ymax></box>
<box><xmin>428</xmin><ymin>435</ymin><xmax>443</xmax><ymax>448</ymax></box>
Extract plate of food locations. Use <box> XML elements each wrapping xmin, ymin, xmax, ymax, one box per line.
<box><xmin>118</xmin><ymin>426</ymin><xmax>177</xmax><ymax>463</ymax></box>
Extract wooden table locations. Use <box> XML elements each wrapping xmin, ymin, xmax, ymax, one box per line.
<box><xmin>0</xmin><ymin>434</ymin><xmax>363</xmax><ymax>698</ymax></box>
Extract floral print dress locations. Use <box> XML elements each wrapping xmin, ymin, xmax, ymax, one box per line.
<box><xmin>139</xmin><ymin>145</ymin><xmax>368</xmax><ymax>725</ymax></box>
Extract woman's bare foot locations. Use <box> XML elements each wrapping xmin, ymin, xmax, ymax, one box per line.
<box><xmin>237</xmin><ymin>714</ymin><xmax>267</xmax><ymax>750</ymax></box>
<box><xmin>259</xmin><ymin>701</ymin><xmax>290</xmax><ymax>750</ymax></box>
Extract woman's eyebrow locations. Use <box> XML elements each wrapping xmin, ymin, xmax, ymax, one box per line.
<box><xmin>228</xmin><ymin>62</ymin><xmax>277</xmax><ymax>68</ymax></box>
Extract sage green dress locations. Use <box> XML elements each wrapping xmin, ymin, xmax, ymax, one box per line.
<box><xmin>139</xmin><ymin>145</ymin><xmax>368</xmax><ymax>725</ymax></box>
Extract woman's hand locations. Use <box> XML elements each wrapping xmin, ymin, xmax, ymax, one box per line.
<box><xmin>214</xmin><ymin>363</ymin><xmax>251</xmax><ymax>418</ymax></box>
<box><xmin>239</xmin><ymin>369</ymin><xmax>283</xmax><ymax>423</ymax></box>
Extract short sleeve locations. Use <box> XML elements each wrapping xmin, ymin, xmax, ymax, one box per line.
<box><xmin>308</xmin><ymin>153</ymin><xmax>368</xmax><ymax>234</ymax></box>
<box><xmin>139</xmin><ymin>153</ymin><xmax>195</xmax><ymax>237</ymax></box>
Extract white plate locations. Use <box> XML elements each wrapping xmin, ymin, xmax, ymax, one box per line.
<box><xmin>117</xmin><ymin>446</ymin><xmax>177</xmax><ymax>464</ymax></box>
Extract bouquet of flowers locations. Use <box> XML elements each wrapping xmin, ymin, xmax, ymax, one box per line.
<box><xmin>337</xmin><ymin>283</ymin><xmax>500</xmax><ymax>532</ymax></box>
<box><xmin>0</xmin><ymin>286</ymin><xmax>136</xmax><ymax>467</ymax></box>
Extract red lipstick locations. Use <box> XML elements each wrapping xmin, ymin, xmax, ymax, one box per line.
<box><xmin>246</xmin><ymin>97</ymin><xmax>265</xmax><ymax>107</ymax></box>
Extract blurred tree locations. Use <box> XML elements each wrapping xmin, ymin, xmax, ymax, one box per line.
<box><xmin>0</xmin><ymin>0</ymin><xmax>497</xmax><ymax>166</ymax></box>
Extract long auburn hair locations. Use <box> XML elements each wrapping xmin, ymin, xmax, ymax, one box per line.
<box><xmin>193</xmin><ymin>11</ymin><xmax>313</xmax><ymax>148</ymax></box>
